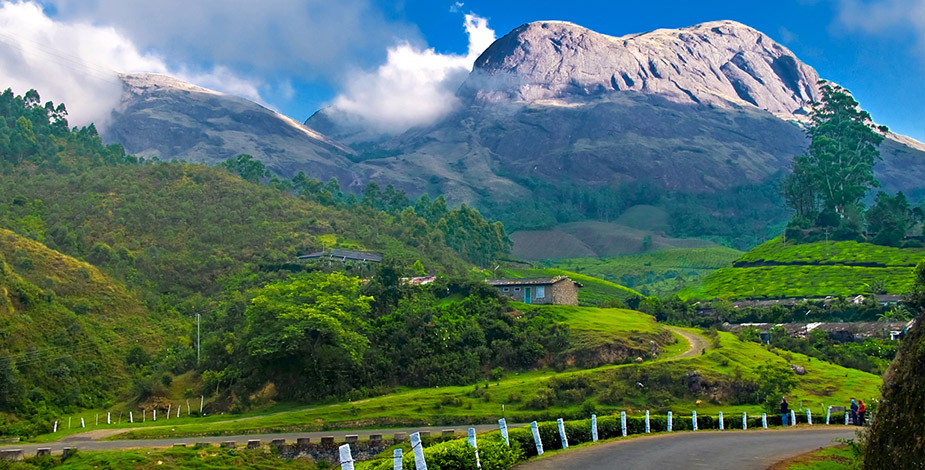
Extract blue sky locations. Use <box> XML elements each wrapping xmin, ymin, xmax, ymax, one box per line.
<box><xmin>0</xmin><ymin>0</ymin><xmax>921</xmax><ymax>141</ymax></box>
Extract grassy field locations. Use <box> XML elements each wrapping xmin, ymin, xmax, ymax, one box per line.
<box><xmin>681</xmin><ymin>238</ymin><xmax>924</xmax><ymax>300</ymax></box>
<box><xmin>738</xmin><ymin>238</ymin><xmax>925</xmax><ymax>266</ymax></box>
<box><xmin>69</xmin><ymin>329</ymin><xmax>880</xmax><ymax>442</ymax></box>
<box><xmin>551</xmin><ymin>247</ymin><xmax>744</xmax><ymax>297</ymax></box>
<box><xmin>499</xmin><ymin>266</ymin><xmax>642</xmax><ymax>304</ymax></box>
<box><xmin>511</xmin><ymin>303</ymin><xmax>673</xmax><ymax>351</ymax></box>
<box><xmin>777</xmin><ymin>445</ymin><xmax>854</xmax><ymax>470</ymax></box>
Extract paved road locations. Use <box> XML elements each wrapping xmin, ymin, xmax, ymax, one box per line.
<box><xmin>666</xmin><ymin>326</ymin><xmax>709</xmax><ymax>359</ymax></box>
<box><xmin>0</xmin><ymin>424</ymin><xmax>502</xmax><ymax>456</ymax></box>
<box><xmin>515</xmin><ymin>428</ymin><xmax>855</xmax><ymax>470</ymax></box>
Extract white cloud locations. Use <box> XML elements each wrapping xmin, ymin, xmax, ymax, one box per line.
<box><xmin>0</xmin><ymin>1</ymin><xmax>263</xmax><ymax>128</ymax></box>
<box><xmin>43</xmin><ymin>0</ymin><xmax>417</xmax><ymax>83</ymax></box>
<box><xmin>329</xmin><ymin>13</ymin><xmax>496</xmax><ymax>134</ymax></box>
<box><xmin>834</xmin><ymin>0</ymin><xmax>925</xmax><ymax>55</ymax></box>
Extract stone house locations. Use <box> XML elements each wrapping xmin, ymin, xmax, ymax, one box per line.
<box><xmin>487</xmin><ymin>276</ymin><xmax>582</xmax><ymax>305</ymax></box>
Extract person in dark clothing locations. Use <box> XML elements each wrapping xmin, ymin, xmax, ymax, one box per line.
<box><xmin>850</xmin><ymin>398</ymin><xmax>859</xmax><ymax>425</ymax></box>
<box><xmin>781</xmin><ymin>398</ymin><xmax>789</xmax><ymax>426</ymax></box>
<box><xmin>858</xmin><ymin>400</ymin><xmax>866</xmax><ymax>426</ymax></box>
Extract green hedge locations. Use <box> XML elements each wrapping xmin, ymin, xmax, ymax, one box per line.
<box><xmin>357</xmin><ymin>411</ymin><xmax>820</xmax><ymax>469</ymax></box>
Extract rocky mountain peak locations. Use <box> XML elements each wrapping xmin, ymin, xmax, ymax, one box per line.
<box><xmin>463</xmin><ymin>20</ymin><xmax>822</xmax><ymax>121</ymax></box>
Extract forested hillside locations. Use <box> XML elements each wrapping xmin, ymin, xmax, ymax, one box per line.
<box><xmin>0</xmin><ymin>87</ymin><xmax>514</xmax><ymax>434</ymax></box>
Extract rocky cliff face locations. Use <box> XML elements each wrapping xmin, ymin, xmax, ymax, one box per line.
<box><xmin>463</xmin><ymin>20</ymin><xmax>820</xmax><ymax>121</ymax></box>
<box><xmin>105</xmin><ymin>73</ymin><xmax>360</xmax><ymax>181</ymax></box>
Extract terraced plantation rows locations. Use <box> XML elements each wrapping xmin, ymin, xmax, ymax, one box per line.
<box><xmin>681</xmin><ymin>238</ymin><xmax>925</xmax><ymax>300</ymax></box>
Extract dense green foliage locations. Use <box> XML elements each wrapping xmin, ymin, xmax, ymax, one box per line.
<box><xmin>863</xmin><ymin>262</ymin><xmax>925</xmax><ymax>469</ymax></box>
<box><xmin>552</xmin><ymin>247</ymin><xmax>743</xmax><ymax>296</ymax></box>
<box><xmin>202</xmin><ymin>274</ymin><xmax>579</xmax><ymax>404</ymax></box>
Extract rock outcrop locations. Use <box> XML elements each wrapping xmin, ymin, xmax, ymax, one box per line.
<box><xmin>105</xmin><ymin>73</ymin><xmax>359</xmax><ymax>181</ymax></box>
<box><xmin>463</xmin><ymin>20</ymin><xmax>821</xmax><ymax>121</ymax></box>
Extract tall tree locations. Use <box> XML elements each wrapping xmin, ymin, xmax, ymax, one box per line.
<box><xmin>867</xmin><ymin>191</ymin><xmax>913</xmax><ymax>247</ymax></box>
<box><xmin>783</xmin><ymin>82</ymin><xmax>886</xmax><ymax>219</ymax></box>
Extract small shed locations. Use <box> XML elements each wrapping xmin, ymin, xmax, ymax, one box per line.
<box><xmin>297</xmin><ymin>249</ymin><xmax>383</xmax><ymax>263</ymax></box>
<box><xmin>487</xmin><ymin>276</ymin><xmax>582</xmax><ymax>305</ymax></box>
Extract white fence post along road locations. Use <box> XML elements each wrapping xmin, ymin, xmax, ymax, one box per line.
<box><xmin>410</xmin><ymin>432</ymin><xmax>427</xmax><ymax>470</ymax></box>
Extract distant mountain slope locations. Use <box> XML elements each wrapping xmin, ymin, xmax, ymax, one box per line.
<box><xmin>104</xmin><ymin>74</ymin><xmax>360</xmax><ymax>181</ymax></box>
<box><xmin>100</xmin><ymin>21</ymin><xmax>925</xmax><ymax>251</ymax></box>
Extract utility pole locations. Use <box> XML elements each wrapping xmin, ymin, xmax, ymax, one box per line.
<box><xmin>196</xmin><ymin>313</ymin><xmax>201</xmax><ymax>366</ymax></box>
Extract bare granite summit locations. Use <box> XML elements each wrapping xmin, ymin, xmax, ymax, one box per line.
<box><xmin>464</xmin><ymin>20</ymin><xmax>821</xmax><ymax>122</ymax></box>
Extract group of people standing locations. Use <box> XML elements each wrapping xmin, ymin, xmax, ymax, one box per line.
<box><xmin>780</xmin><ymin>398</ymin><xmax>866</xmax><ymax>425</ymax></box>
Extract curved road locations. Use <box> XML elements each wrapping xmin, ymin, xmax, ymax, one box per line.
<box><xmin>666</xmin><ymin>326</ymin><xmax>709</xmax><ymax>359</ymax></box>
<box><xmin>515</xmin><ymin>428</ymin><xmax>855</xmax><ymax>470</ymax></box>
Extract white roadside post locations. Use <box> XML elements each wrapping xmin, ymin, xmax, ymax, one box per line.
<box><xmin>153</xmin><ymin>409</ymin><xmax>157</xmax><ymax>422</ymax></box>
<box><xmin>790</xmin><ymin>409</ymin><xmax>796</xmax><ymax>426</ymax></box>
<box><xmin>200</xmin><ymin>396</ymin><xmax>204</xmax><ymax>415</ymax></box>
<box><xmin>129</xmin><ymin>412</ymin><xmax>133</xmax><ymax>424</ymax></box>
<box><xmin>187</xmin><ymin>400</ymin><xmax>191</xmax><ymax>416</ymax></box>
<box><xmin>339</xmin><ymin>443</ymin><xmax>355</xmax><ymax>470</ymax></box>
<box><xmin>177</xmin><ymin>405</ymin><xmax>180</xmax><ymax>418</ymax></box>
<box><xmin>498</xmin><ymin>418</ymin><xmax>510</xmax><ymax>446</ymax></box>
<box><xmin>806</xmin><ymin>409</ymin><xmax>813</xmax><ymax>425</ymax></box>
<box><xmin>845</xmin><ymin>412</ymin><xmax>849</xmax><ymax>425</ymax></box>
<box><xmin>557</xmin><ymin>418</ymin><xmax>568</xmax><ymax>449</ymax></box>
<box><xmin>621</xmin><ymin>412</ymin><xmax>627</xmax><ymax>437</ymax></box>
<box><xmin>167</xmin><ymin>404</ymin><xmax>171</xmax><ymax>420</ymax></box>
<box><xmin>530</xmin><ymin>421</ymin><xmax>544</xmax><ymax>456</ymax></box>
<box><xmin>410</xmin><ymin>432</ymin><xmax>428</xmax><ymax>470</ymax></box>
<box><xmin>143</xmin><ymin>410</ymin><xmax>145</xmax><ymax>423</ymax></box>
<box><xmin>591</xmin><ymin>414</ymin><xmax>598</xmax><ymax>442</ymax></box>
<box><xmin>53</xmin><ymin>421</ymin><xmax>58</xmax><ymax>433</ymax></box>
<box><xmin>80</xmin><ymin>418</ymin><xmax>85</xmax><ymax>428</ymax></box>
<box><xmin>742</xmin><ymin>412</ymin><xmax>747</xmax><ymax>430</ymax></box>
<box><xmin>468</xmin><ymin>427</ymin><xmax>482</xmax><ymax>469</ymax></box>
<box><xmin>762</xmin><ymin>413</ymin><xmax>768</xmax><ymax>429</ymax></box>
<box><xmin>667</xmin><ymin>411</ymin><xmax>673</xmax><ymax>432</ymax></box>
<box><xmin>107</xmin><ymin>412</ymin><xmax>111</xmax><ymax>425</ymax></box>
<box><xmin>692</xmin><ymin>411</ymin><xmax>698</xmax><ymax>431</ymax></box>
<box><xmin>718</xmin><ymin>412</ymin><xmax>724</xmax><ymax>430</ymax></box>
<box><xmin>393</xmin><ymin>448</ymin><xmax>403</xmax><ymax>470</ymax></box>
<box><xmin>645</xmin><ymin>410</ymin><xmax>650</xmax><ymax>433</ymax></box>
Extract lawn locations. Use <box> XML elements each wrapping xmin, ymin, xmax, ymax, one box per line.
<box><xmin>511</xmin><ymin>302</ymin><xmax>673</xmax><ymax>350</ymax></box>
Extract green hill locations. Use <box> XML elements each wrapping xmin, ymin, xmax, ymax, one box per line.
<box><xmin>552</xmin><ymin>246</ymin><xmax>744</xmax><ymax>297</ymax></box>
<box><xmin>681</xmin><ymin>238</ymin><xmax>925</xmax><ymax>300</ymax></box>
<box><xmin>0</xmin><ymin>229</ymin><xmax>180</xmax><ymax>436</ymax></box>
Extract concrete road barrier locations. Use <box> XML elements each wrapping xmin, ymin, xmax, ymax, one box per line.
<box><xmin>221</xmin><ymin>441</ymin><xmax>236</xmax><ymax>449</ymax></box>
<box><xmin>0</xmin><ymin>449</ymin><xmax>23</xmax><ymax>461</ymax></box>
<box><xmin>246</xmin><ymin>440</ymin><xmax>261</xmax><ymax>449</ymax></box>
<box><xmin>35</xmin><ymin>448</ymin><xmax>51</xmax><ymax>457</ymax></box>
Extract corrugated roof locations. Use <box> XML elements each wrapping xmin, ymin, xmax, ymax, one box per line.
<box><xmin>298</xmin><ymin>249</ymin><xmax>383</xmax><ymax>262</ymax></box>
<box><xmin>487</xmin><ymin>276</ymin><xmax>571</xmax><ymax>286</ymax></box>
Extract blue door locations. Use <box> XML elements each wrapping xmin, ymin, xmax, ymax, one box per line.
<box><xmin>524</xmin><ymin>287</ymin><xmax>532</xmax><ymax>304</ymax></box>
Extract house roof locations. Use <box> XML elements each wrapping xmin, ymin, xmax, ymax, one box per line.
<box><xmin>297</xmin><ymin>249</ymin><xmax>383</xmax><ymax>263</ymax></box>
<box><xmin>487</xmin><ymin>276</ymin><xmax>580</xmax><ymax>287</ymax></box>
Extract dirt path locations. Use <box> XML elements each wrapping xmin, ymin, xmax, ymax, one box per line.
<box><xmin>666</xmin><ymin>326</ymin><xmax>709</xmax><ymax>359</ymax></box>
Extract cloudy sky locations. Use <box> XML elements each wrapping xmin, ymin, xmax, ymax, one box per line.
<box><xmin>0</xmin><ymin>0</ymin><xmax>922</xmax><ymax>140</ymax></box>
